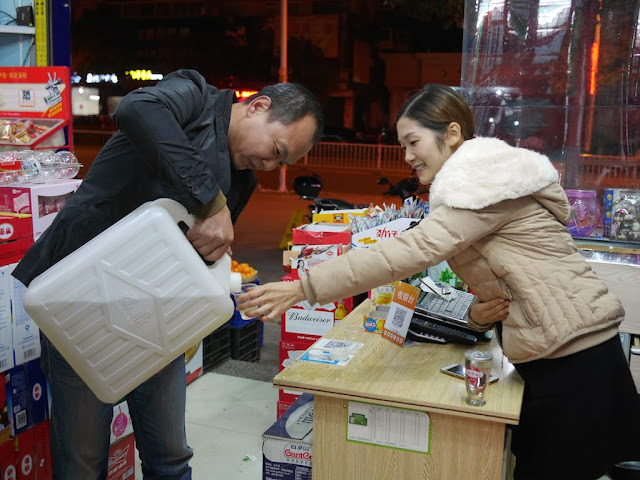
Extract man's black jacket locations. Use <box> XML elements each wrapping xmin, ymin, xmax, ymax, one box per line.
<box><xmin>13</xmin><ymin>69</ymin><xmax>256</xmax><ymax>286</ymax></box>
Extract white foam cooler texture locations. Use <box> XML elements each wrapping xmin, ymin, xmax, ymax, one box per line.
<box><xmin>23</xmin><ymin>199</ymin><xmax>236</xmax><ymax>403</ymax></box>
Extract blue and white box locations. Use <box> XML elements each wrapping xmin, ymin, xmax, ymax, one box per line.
<box><xmin>263</xmin><ymin>393</ymin><xmax>313</xmax><ymax>480</ymax></box>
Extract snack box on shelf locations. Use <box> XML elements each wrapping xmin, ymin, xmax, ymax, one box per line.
<box><xmin>0</xmin><ymin>179</ymin><xmax>82</xmax><ymax>240</ymax></box>
<box><xmin>291</xmin><ymin>222</ymin><xmax>351</xmax><ymax>246</ymax></box>
<box><xmin>351</xmin><ymin>217</ymin><xmax>417</xmax><ymax>248</ymax></box>
<box><xmin>311</xmin><ymin>208</ymin><xmax>368</xmax><ymax>224</ymax></box>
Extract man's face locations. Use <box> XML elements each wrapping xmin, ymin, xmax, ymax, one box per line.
<box><xmin>229</xmin><ymin>96</ymin><xmax>317</xmax><ymax>171</ymax></box>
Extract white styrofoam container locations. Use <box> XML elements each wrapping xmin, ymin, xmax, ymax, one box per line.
<box><xmin>23</xmin><ymin>199</ymin><xmax>241</xmax><ymax>403</ymax></box>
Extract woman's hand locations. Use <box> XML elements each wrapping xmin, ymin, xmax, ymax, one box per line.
<box><xmin>469</xmin><ymin>298</ymin><xmax>510</xmax><ymax>325</ymax></box>
<box><xmin>236</xmin><ymin>280</ymin><xmax>307</xmax><ymax>322</ymax></box>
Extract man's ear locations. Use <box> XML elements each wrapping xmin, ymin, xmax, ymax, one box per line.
<box><xmin>445</xmin><ymin>122</ymin><xmax>462</xmax><ymax>148</ymax></box>
<box><xmin>246</xmin><ymin>95</ymin><xmax>272</xmax><ymax>117</ymax></box>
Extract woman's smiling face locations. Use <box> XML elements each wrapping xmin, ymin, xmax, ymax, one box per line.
<box><xmin>397</xmin><ymin>117</ymin><xmax>453</xmax><ymax>185</ymax></box>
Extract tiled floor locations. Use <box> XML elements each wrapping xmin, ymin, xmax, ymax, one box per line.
<box><xmin>134</xmin><ymin>373</ymin><xmax>277</xmax><ymax>479</ymax></box>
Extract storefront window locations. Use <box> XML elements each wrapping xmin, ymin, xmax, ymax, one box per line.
<box><xmin>462</xmin><ymin>0</ymin><xmax>640</xmax><ymax>256</ymax></box>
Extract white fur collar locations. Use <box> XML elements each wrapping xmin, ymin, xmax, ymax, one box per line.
<box><xmin>429</xmin><ymin>137</ymin><xmax>559</xmax><ymax>210</ymax></box>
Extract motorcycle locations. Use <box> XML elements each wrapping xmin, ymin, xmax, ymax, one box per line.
<box><xmin>293</xmin><ymin>174</ymin><xmax>368</xmax><ymax>222</ymax></box>
<box><xmin>377</xmin><ymin>174</ymin><xmax>428</xmax><ymax>201</ymax></box>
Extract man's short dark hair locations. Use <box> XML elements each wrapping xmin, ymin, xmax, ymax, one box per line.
<box><xmin>249</xmin><ymin>83</ymin><xmax>324</xmax><ymax>144</ymax></box>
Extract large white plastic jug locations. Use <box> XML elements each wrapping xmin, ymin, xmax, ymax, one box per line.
<box><xmin>23</xmin><ymin>198</ymin><xmax>242</xmax><ymax>403</ymax></box>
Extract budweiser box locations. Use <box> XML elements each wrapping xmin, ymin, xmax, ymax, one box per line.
<box><xmin>281</xmin><ymin>297</ymin><xmax>353</xmax><ymax>343</ymax></box>
<box><xmin>106</xmin><ymin>434</ymin><xmax>135</xmax><ymax>480</ymax></box>
<box><xmin>263</xmin><ymin>393</ymin><xmax>313</xmax><ymax>480</ymax></box>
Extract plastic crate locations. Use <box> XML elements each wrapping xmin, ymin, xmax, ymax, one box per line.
<box><xmin>230</xmin><ymin>319</ymin><xmax>263</xmax><ymax>362</ymax></box>
<box><xmin>203</xmin><ymin>321</ymin><xmax>231</xmax><ymax>372</ymax></box>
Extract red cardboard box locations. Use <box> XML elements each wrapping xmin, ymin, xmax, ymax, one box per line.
<box><xmin>106</xmin><ymin>434</ymin><xmax>135</xmax><ymax>480</ymax></box>
<box><xmin>0</xmin><ymin>437</ymin><xmax>16</xmax><ymax>479</ymax></box>
<box><xmin>0</xmin><ymin>237</ymin><xmax>33</xmax><ymax>268</ymax></box>
<box><xmin>291</xmin><ymin>222</ymin><xmax>351</xmax><ymax>246</ymax></box>
<box><xmin>281</xmin><ymin>297</ymin><xmax>353</xmax><ymax>343</ymax></box>
<box><xmin>0</xmin><ymin>180</ymin><xmax>81</xmax><ymax>240</ymax></box>
<box><xmin>277</xmin><ymin>400</ymin><xmax>294</xmax><ymax>419</ymax></box>
<box><xmin>32</xmin><ymin>421</ymin><xmax>52</xmax><ymax>480</ymax></box>
<box><xmin>279</xmin><ymin>340</ymin><xmax>313</xmax><ymax>372</ymax></box>
<box><xmin>0</xmin><ymin>214</ymin><xmax>32</xmax><ymax>244</ymax></box>
<box><xmin>15</xmin><ymin>427</ymin><xmax>35</xmax><ymax>480</ymax></box>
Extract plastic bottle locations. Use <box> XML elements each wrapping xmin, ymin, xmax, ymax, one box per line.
<box><xmin>23</xmin><ymin>198</ymin><xmax>243</xmax><ymax>403</ymax></box>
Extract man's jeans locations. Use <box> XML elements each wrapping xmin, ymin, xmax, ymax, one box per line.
<box><xmin>40</xmin><ymin>335</ymin><xmax>193</xmax><ymax>480</ymax></box>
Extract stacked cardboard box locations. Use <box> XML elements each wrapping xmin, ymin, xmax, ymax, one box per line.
<box><xmin>277</xmin><ymin>223</ymin><xmax>354</xmax><ymax>415</ymax></box>
<box><xmin>0</xmin><ymin>180</ymin><xmax>82</xmax><ymax>478</ymax></box>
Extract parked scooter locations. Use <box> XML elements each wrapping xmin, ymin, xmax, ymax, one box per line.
<box><xmin>293</xmin><ymin>174</ymin><xmax>368</xmax><ymax>221</ymax></box>
<box><xmin>377</xmin><ymin>174</ymin><xmax>428</xmax><ymax>200</ymax></box>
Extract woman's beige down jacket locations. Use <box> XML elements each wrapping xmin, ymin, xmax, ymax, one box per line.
<box><xmin>300</xmin><ymin>137</ymin><xmax>623</xmax><ymax>363</ymax></box>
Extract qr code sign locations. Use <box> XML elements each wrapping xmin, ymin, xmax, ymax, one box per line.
<box><xmin>391</xmin><ymin>308</ymin><xmax>408</xmax><ymax>328</ymax></box>
<box><xmin>323</xmin><ymin>340</ymin><xmax>350</xmax><ymax>349</ymax></box>
<box><xmin>18</xmin><ymin>89</ymin><xmax>36</xmax><ymax>107</ymax></box>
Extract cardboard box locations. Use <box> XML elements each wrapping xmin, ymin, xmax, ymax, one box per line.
<box><xmin>263</xmin><ymin>393</ymin><xmax>313</xmax><ymax>480</ymax></box>
<box><xmin>9</xmin><ymin>267</ymin><xmax>41</xmax><ymax>365</ymax></box>
<box><xmin>110</xmin><ymin>401</ymin><xmax>134</xmax><ymax>445</ymax></box>
<box><xmin>291</xmin><ymin>222</ymin><xmax>351</xmax><ymax>246</ymax></box>
<box><xmin>106</xmin><ymin>434</ymin><xmax>135</xmax><ymax>480</ymax></box>
<box><xmin>281</xmin><ymin>297</ymin><xmax>353</xmax><ymax>343</ymax></box>
<box><xmin>279</xmin><ymin>340</ymin><xmax>313</xmax><ymax>372</ymax></box>
<box><xmin>277</xmin><ymin>400</ymin><xmax>294</xmax><ymax>419</ymax></box>
<box><xmin>185</xmin><ymin>341</ymin><xmax>203</xmax><ymax>385</ymax></box>
<box><xmin>0</xmin><ymin>214</ymin><xmax>32</xmax><ymax>244</ymax></box>
<box><xmin>0</xmin><ymin>375</ymin><xmax>9</xmax><ymax>444</ymax></box>
<box><xmin>312</xmin><ymin>209</ymin><xmax>368</xmax><ymax>224</ymax></box>
<box><xmin>351</xmin><ymin>217</ymin><xmax>416</xmax><ymax>248</ymax></box>
<box><xmin>0</xmin><ymin>180</ymin><xmax>82</xmax><ymax>240</ymax></box>
<box><xmin>0</xmin><ymin>237</ymin><xmax>33</xmax><ymax>268</ymax></box>
<box><xmin>15</xmin><ymin>426</ymin><xmax>36</xmax><ymax>480</ymax></box>
<box><xmin>32</xmin><ymin>421</ymin><xmax>52</xmax><ymax>480</ymax></box>
<box><xmin>0</xmin><ymin>266</ymin><xmax>15</xmax><ymax>373</ymax></box>
<box><xmin>0</xmin><ymin>438</ymin><xmax>17</xmax><ymax>478</ymax></box>
<box><xmin>5</xmin><ymin>359</ymin><xmax>49</xmax><ymax>436</ymax></box>
<box><xmin>278</xmin><ymin>340</ymin><xmax>313</xmax><ymax>404</ymax></box>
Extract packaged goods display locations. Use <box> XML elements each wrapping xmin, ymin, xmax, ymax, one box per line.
<box><xmin>603</xmin><ymin>189</ymin><xmax>640</xmax><ymax>241</ymax></box>
<box><xmin>0</xmin><ymin>118</ymin><xmax>51</xmax><ymax>145</ymax></box>
<box><xmin>0</xmin><ymin>150</ymin><xmax>82</xmax><ymax>185</ymax></box>
<box><xmin>565</xmin><ymin>189</ymin><xmax>602</xmax><ymax>237</ymax></box>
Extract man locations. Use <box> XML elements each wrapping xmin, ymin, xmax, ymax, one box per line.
<box><xmin>12</xmin><ymin>69</ymin><xmax>323</xmax><ymax>479</ymax></box>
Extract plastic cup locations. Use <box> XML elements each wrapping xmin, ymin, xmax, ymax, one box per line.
<box><xmin>343</xmin><ymin>323</ymin><xmax>363</xmax><ymax>342</ymax></box>
<box><xmin>232</xmin><ymin>283</ymin><xmax>259</xmax><ymax>320</ymax></box>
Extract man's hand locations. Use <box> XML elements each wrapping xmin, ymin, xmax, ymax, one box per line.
<box><xmin>469</xmin><ymin>298</ymin><xmax>510</xmax><ymax>325</ymax></box>
<box><xmin>187</xmin><ymin>205</ymin><xmax>234</xmax><ymax>261</ymax></box>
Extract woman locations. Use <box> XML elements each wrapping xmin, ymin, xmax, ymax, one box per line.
<box><xmin>240</xmin><ymin>84</ymin><xmax>640</xmax><ymax>479</ymax></box>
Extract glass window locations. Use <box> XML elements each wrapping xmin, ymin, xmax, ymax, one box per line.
<box><xmin>462</xmin><ymin>0</ymin><xmax>640</xmax><ymax>256</ymax></box>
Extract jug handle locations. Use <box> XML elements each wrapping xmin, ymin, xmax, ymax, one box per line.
<box><xmin>150</xmin><ymin>199</ymin><xmax>239</xmax><ymax>291</ymax></box>
<box><xmin>150</xmin><ymin>198</ymin><xmax>195</xmax><ymax>228</ymax></box>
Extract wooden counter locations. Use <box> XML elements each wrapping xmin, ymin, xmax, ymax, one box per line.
<box><xmin>273</xmin><ymin>299</ymin><xmax>525</xmax><ymax>480</ymax></box>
